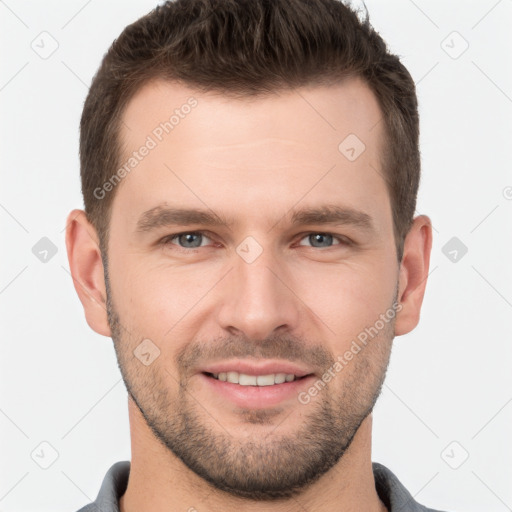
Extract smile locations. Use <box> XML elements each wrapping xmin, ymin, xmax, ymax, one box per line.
<box><xmin>205</xmin><ymin>371</ymin><xmax>308</xmax><ymax>386</ymax></box>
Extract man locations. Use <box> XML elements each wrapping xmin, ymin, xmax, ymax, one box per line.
<box><xmin>66</xmin><ymin>0</ymin><xmax>442</xmax><ymax>510</ymax></box>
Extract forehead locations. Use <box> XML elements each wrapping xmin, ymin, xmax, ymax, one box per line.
<box><xmin>120</xmin><ymin>77</ymin><xmax>383</xmax><ymax>154</ymax></box>
<box><xmin>112</xmin><ymin>77</ymin><xmax>388</xmax><ymax>234</ymax></box>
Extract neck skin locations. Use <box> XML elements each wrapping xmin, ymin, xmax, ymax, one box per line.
<box><xmin>119</xmin><ymin>398</ymin><xmax>387</xmax><ymax>512</ymax></box>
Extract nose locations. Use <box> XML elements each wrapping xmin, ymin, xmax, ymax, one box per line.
<box><xmin>216</xmin><ymin>244</ymin><xmax>301</xmax><ymax>341</ymax></box>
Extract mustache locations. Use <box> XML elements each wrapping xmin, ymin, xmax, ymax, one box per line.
<box><xmin>175</xmin><ymin>333</ymin><xmax>335</xmax><ymax>375</ymax></box>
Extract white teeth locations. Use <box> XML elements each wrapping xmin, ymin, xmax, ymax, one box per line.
<box><xmin>274</xmin><ymin>373</ymin><xmax>286</xmax><ymax>384</ymax></box>
<box><xmin>227</xmin><ymin>371</ymin><xmax>239</xmax><ymax>384</ymax></box>
<box><xmin>239</xmin><ymin>374</ymin><xmax>257</xmax><ymax>385</ymax></box>
<box><xmin>211</xmin><ymin>371</ymin><xmax>298</xmax><ymax>386</ymax></box>
<box><xmin>256</xmin><ymin>374</ymin><xmax>275</xmax><ymax>386</ymax></box>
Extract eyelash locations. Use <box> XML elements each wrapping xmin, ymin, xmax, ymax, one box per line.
<box><xmin>159</xmin><ymin>230</ymin><xmax>352</xmax><ymax>253</ymax></box>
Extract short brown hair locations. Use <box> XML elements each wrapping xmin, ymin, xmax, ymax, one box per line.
<box><xmin>80</xmin><ymin>0</ymin><xmax>420</xmax><ymax>261</ymax></box>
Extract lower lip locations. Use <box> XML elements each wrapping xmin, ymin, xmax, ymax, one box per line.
<box><xmin>199</xmin><ymin>373</ymin><xmax>316</xmax><ymax>409</ymax></box>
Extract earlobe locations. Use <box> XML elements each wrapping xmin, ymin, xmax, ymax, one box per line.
<box><xmin>394</xmin><ymin>215</ymin><xmax>433</xmax><ymax>336</ymax></box>
<box><xmin>65</xmin><ymin>209</ymin><xmax>112</xmax><ymax>337</ymax></box>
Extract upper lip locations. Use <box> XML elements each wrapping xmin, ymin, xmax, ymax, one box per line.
<box><xmin>199</xmin><ymin>359</ymin><xmax>314</xmax><ymax>378</ymax></box>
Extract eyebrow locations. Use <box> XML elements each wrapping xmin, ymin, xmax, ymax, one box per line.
<box><xmin>135</xmin><ymin>204</ymin><xmax>375</xmax><ymax>234</ymax></box>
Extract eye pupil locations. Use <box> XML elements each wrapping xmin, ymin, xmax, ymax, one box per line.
<box><xmin>169</xmin><ymin>232</ymin><xmax>342</xmax><ymax>251</ymax></box>
<box><xmin>179</xmin><ymin>233</ymin><xmax>202</xmax><ymax>248</ymax></box>
<box><xmin>310</xmin><ymin>233</ymin><xmax>333</xmax><ymax>247</ymax></box>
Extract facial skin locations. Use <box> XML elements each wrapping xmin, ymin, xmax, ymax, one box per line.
<box><xmin>66</xmin><ymin>78</ymin><xmax>432</xmax><ymax>512</ymax></box>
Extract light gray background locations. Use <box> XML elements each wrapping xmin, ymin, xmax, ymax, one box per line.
<box><xmin>1</xmin><ymin>1</ymin><xmax>511</xmax><ymax>511</ymax></box>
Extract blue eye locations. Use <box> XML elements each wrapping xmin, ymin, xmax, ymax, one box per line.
<box><xmin>165</xmin><ymin>232</ymin><xmax>212</xmax><ymax>249</ymax></box>
<box><xmin>299</xmin><ymin>233</ymin><xmax>339</xmax><ymax>248</ymax></box>
<box><xmin>160</xmin><ymin>231</ymin><xmax>350</xmax><ymax>253</ymax></box>
<box><xmin>299</xmin><ymin>233</ymin><xmax>350</xmax><ymax>249</ymax></box>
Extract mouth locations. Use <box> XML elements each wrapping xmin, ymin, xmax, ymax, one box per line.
<box><xmin>199</xmin><ymin>370</ymin><xmax>316</xmax><ymax>409</ymax></box>
<box><xmin>203</xmin><ymin>371</ymin><xmax>311</xmax><ymax>386</ymax></box>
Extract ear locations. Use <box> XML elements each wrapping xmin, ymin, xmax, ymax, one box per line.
<box><xmin>394</xmin><ymin>215</ymin><xmax>433</xmax><ymax>336</ymax></box>
<box><xmin>65</xmin><ymin>209</ymin><xmax>111</xmax><ymax>337</ymax></box>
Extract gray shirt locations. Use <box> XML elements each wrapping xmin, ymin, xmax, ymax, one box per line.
<box><xmin>75</xmin><ymin>461</ymin><xmax>446</xmax><ymax>511</ymax></box>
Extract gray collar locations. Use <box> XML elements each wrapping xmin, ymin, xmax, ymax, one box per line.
<box><xmin>76</xmin><ymin>460</ymin><xmax>446</xmax><ymax>512</ymax></box>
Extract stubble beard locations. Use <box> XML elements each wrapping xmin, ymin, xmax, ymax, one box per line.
<box><xmin>105</xmin><ymin>268</ymin><xmax>395</xmax><ymax>501</ymax></box>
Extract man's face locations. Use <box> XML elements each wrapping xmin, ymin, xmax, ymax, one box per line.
<box><xmin>105</xmin><ymin>78</ymin><xmax>399</xmax><ymax>499</ymax></box>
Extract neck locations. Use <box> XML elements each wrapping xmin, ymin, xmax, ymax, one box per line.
<box><xmin>120</xmin><ymin>399</ymin><xmax>386</xmax><ymax>512</ymax></box>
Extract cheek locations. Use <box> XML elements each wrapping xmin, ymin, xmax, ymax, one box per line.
<box><xmin>291</xmin><ymin>255</ymin><xmax>397</xmax><ymax>344</ymax></box>
<box><xmin>109</xmin><ymin>254</ymin><xmax>218</xmax><ymax>340</ymax></box>
<box><xmin>109</xmin><ymin>242</ymin><xmax>398</xmax><ymax>348</ymax></box>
